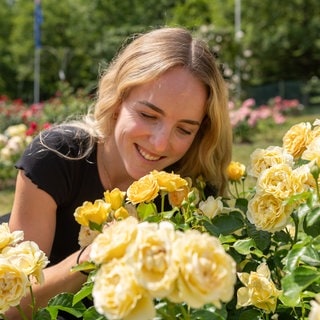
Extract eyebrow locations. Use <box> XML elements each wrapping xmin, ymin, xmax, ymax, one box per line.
<box><xmin>138</xmin><ymin>100</ymin><xmax>201</xmax><ymax>126</ymax></box>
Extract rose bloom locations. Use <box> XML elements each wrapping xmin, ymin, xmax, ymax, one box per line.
<box><xmin>114</xmin><ymin>206</ymin><xmax>130</xmax><ymax>220</ymax></box>
<box><xmin>90</xmin><ymin>216</ymin><xmax>138</xmax><ymax>264</ymax></box>
<box><xmin>291</xmin><ymin>164</ymin><xmax>316</xmax><ymax>194</ymax></box>
<box><xmin>248</xmin><ymin>146</ymin><xmax>294</xmax><ymax>178</ymax></box>
<box><xmin>302</xmin><ymin>136</ymin><xmax>320</xmax><ymax>167</ymax></box>
<box><xmin>168</xmin><ymin>185</ymin><xmax>190</xmax><ymax>207</ymax></box>
<box><xmin>150</xmin><ymin>170</ymin><xmax>188</xmax><ymax>192</ymax></box>
<box><xmin>256</xmin><ymin>164</ymin><xmax>295</xmax><ymax>200</ymax></box>
<box><xmin>168</xmin><ymin>229</ymin><xmax>236</xmax><ymax>308</ymax></box>
<box><xmin>1</xmin><ymin>241</ymin><xmax>49</xmax><ymax>284</ymax></box>
<box><xmin>0</xmin><ymin>223</ymin><xmax>24</xmax><ymax>251</ymax></box>
<box><xmin>78</xmin><ymin>226</ymin><xmax>100</xmax><ymax>248</ymax></box>
<box><xmin>309</xmin><ymin>295</ymin><xmax>320</xmax><ymax>320</ymax></box>
<box><xmin>4</xmin><ymin>123</ymin><xmax>27</xmax><ymax>137</ymax></box>
<box><xmin>247</xmin><ymin>192</ymin><xmax>294</xmax><ymax>232</ymax></box>
<box><xmin>226</xmin><ymin>161</ymin><xmax>246</xmax><ymax>181</ymax></box>
<box><xmin>198</xmin><ymin>196</ymin><xmax>223</xmax><ymax>219</ymax></box>
<box><xmin>92</xmin><ymin>259</ymin><xmax>155</xmax><ymax>320</ymax></box>
<box><xmin>104</xmin><ymin>188</ymin><xmax>126</xmax><ymax>210</ymax></box>
<box><xmin>0</xmin><ymin>258</ymin><xmax>29</xmax><ymax>314</ymax></box>
<box><xmin>127</xmin><ymin>174</ymin><xmax>159</xmax><ymax>204</ymax></box>
<box><xmin>282</xmin><ymin>122</ymin><xmax>312</xmax><ymax>159</ymax></box>
<box><xmin>237</xmin><ymin>263</ymin><xmax>281</xmax><ymax>313</ymax></box>
<box><xmin>126</xmin><ymin>221</ymin><xmax>179</xmax><ymax>298</ymax></box>
<box><xmin>74</xmin><ymin>199</ymin><xmax>111</xmax><ymax>227</ymax></box>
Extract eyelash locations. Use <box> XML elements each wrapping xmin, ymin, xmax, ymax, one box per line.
<box><xmin>140</xmin><ymin>112</ymin><xmax>192</xmax><ymax>136</ymax></box>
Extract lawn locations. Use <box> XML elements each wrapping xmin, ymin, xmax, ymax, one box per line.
<box><xmin>1</xmin><ymin>106</ymin><xmax>319</xmax><ymax>216</ymax></box>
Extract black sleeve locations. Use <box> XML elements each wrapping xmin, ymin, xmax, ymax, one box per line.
<box><xmin>15</xmin><ymin>128</ymin><xmax>87</xmax><ymax>206</ymax></box>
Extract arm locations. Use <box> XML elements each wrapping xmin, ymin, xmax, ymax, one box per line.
<box><xmin>6</xmin><ymin>170</ymin><xmax>91</xmax><ymax>319</ymax></box>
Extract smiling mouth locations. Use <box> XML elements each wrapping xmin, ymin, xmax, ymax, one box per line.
<box><xmin>136</xmin><ymin>145</ymin><xmax>163</xmax><ymax>161</ymax></box>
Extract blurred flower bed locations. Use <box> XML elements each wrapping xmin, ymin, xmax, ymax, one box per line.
<box><xmin>0</xmin><ymin>89</ymin><xmax>302</xmax><ymax>189</ymax></box>
<box><xmin>0</xmin><ymin>83</ymin><xmax>91</xmax><ymax>188</ymax></box>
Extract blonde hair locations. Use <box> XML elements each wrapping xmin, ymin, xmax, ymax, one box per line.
<box><xmin>90</xmin><ymin>27</ymin><xmax>232</xmax><ymax>195</ymax></box>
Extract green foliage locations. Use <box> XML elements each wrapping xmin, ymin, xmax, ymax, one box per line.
<box><xmin>1</xmin><ymin>0</ymin><xmax>319</xmax><ymax>101</ymax></box>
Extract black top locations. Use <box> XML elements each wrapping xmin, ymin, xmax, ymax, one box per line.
<box><xmin>16</xmin><ymin>127</ymin><xmax>105</xmax><ymax>266</ymax></box>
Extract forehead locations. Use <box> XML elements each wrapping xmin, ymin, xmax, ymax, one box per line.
<box><xmin>127</xmin><ymin>67</ymin><xmax>207</xmax><ymax>120</ymax></box>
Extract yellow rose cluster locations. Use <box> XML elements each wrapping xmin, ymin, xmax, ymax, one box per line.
<box><xmin>127</xmin><ymin>170</ymin><xmax>188</xmax><ymax>204</ymax></box>
<box><xmin>245</xmin><ymin>120</ymin><xmax>320</xmax><ymax>232</ymax></box>
<box><xmin>74</xmin><ymin>170</ymin><xmax>191</xmax><ymax>247</ymax></box>
<box><xmin>90</xmin><ymin>216</ymin><xmax>236</xmax><ymax>320</ymax></box>
<box><xmin>0</xmin><ymin>223</ymin><xmax>49</xmax><ymax>315</ymax></box>
<box><xmin>237</xmin><ymin>263</ymin><xmax>282</xmax><ymax>313</ymax></box>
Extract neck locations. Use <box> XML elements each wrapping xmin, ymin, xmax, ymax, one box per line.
<box><xmin>97</xmin><ymin>142</ymin><xmax>133</xmax><ymax>191</ymax></box>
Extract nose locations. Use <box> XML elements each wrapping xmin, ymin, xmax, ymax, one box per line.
<box><xmin>149</xmin><ymin>125</ymin><xmax>171</xmax><ymax>153</ymax></box>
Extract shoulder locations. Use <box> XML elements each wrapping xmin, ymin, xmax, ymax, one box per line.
<box><xmin>36</xmin><ymin>125</ymin><xmax>93</xmax><ymax>157</ymax></box>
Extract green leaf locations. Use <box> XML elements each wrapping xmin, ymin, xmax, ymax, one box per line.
<box><xmin>303</xmin><ymin>206</ymin><xmax>320</xmax><ymax>237</ymax></box>
<box><xmin>45</xmin><ymin>292</ymin><xmax>87</xmax><ymax>317</ymax></box>
<box><xmin>233</xmin><ymin>238</ymin><xmax>264</xmax><ymax>257</ymax></box>
<box><xmin>238</xmin><ymin>309</ymin><xmax>261</xmax><ymax>320</ymax></box>
<box><xmin>247</xmin><ymin>222</ymin><xmax>271</xmax><ymax>251</ymax></box>
<box><xmin>205</xmin><ymin>211</ymin><xmax>244</xmax><ymax>237</ymax></box>
<box><xmin>137</xmin><ymin>202</ymin><xmax>158</xmax><ymax>220</ymax></box>
<box><xmin>88</xmin><ymin>221</ymin><xmax>103</xmax><ymax>232</ymax></box>
<box><xmin>280</xmin><ymin>266</ymin><xmax>320</xmax><ymax>307</ymax></box>
<box><xmin>283</xmin><ymin>240</ymin><xmax>320</xmax><ymax>271</ymax></box>
<box><xmin>234</xmin><ymin>197</ymin><xmax>248</xmax><ymax>213</ymax></box>
<box><xmin>83</xmin><ymin>306</ymin><xmax>107</xmax><ymax>320</ymax></box>
<box><xmin>71</xmin><ymin>261</ymin><xmax>96</xmax><ymax>274</ymax></box>
<box><xmin>73</xmin><ymin>282</ymin><xmax>94</xmax><ymax>305</ymax></box>
<box><xmin>33</xmin><ymin>308</ymin><xmax>52</xmax><ymax>320</ymax></box>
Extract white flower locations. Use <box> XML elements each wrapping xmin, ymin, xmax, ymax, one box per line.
<box><xmin>198</xmin><ymin>196</ymin><xmax>223</xmax><ymax>219</ymax></box>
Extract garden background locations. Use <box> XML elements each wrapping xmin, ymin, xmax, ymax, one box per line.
<box><xmin>1</xmin><ymin>0</ymin><xmax>320</xmax><ymax>214</ymax></box>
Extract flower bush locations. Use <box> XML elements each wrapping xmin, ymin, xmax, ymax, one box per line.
<box><xmin>1</xmin><ymin>96</ymin><xmax>320</xmax><ymax>319</ymax></box>
<box><xmin>229</xmin><ymin>96</ymin><xmax>302</xmax><ymax>143</ymax></box>
<box><xmin>62</xmin><ymin>119</ymin><xmax>320</xmax><ymax>320</ymax></box>
<box><xmin>0</xmin><ymin>223</ymin><xmax>49</xmax><ymax>318</ymax></box>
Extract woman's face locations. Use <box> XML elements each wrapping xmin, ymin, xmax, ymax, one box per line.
<box><xmin>113</xmin><ymin>67</ymin><xmax>207</xmax><ymax>180</ymax></box>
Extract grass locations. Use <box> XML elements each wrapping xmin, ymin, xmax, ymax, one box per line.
<box><xmin>0</xmin><ymin>107</ymin><xmax>319</xmax><ymax>216</ymax></box>
<box><xmin>0</xmin><ymin>186</ymin><xmax>15</xmax><ymax>216</ymax></box>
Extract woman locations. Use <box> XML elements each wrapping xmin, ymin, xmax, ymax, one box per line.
<box><xmin>7</xmin><ymin>26</ymin><xmax>232</xmax><ymax>318</ymax></box>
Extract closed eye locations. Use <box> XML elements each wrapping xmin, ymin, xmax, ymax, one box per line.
<box><xmin>140</xmin><ymin>112</ymin><xmax>157</xmax><ymax>120</ymax></box>
<box><xmin>178</xmin><ymin>127</ymin><xmax>192</xmax><ymax>135</ymax></box>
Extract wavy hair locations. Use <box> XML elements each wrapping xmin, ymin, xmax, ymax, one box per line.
<box><xmin>42</xmin><ymin>27</ymin><xmax>232</xmax><ymax>195</ymax></box>
<box><xmin>90</xmin><ymin>27</ymin><xmax>232</xmax><ymax>195</ymax></box>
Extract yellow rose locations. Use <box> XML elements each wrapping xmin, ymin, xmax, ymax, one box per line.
<box><xmin>92</xmin><ymin>259</ymin><xmax>155</xmax><ymax>320</ymax></box>
<box><xmin>104</xmin><ymin>188</ymin><xmax>125</xmax><ymax>210</ymax></box>
<box><xmin>309</xmin><ymin>295</ymin><xmax>320</xmax><ymax>320</ymax></box>
<box><xmin>0</xmin><ymin>223</ymin><xmax>24</xmax><ymax>251</ymax></box>
<box><xmin>126</xmin><ymin>221</ymin><xmax>179</xmax><ymax>298</ymax></box>
<box><xmin>0</xmin><ymin>259</ymin><xmax>29</xmax><ymax>314</ymax></box>
<box><xmin>169</xmin><ymin>229</ymin><xmax>236</xmax><ymax>308</ymax></box>
<box><xmin>226</xmin><ymin>161</ymin><xmax>246</xmax><ymax>181</ymax></box>
<box><xmin>282</xmin><ymin>122</ymin><xmax>312</xmax><ymax>159</ymax></box>
<box><xmin>78</xmin><ymin>226</ymin><xmax>100</xmax><ymax>248</ymax></box>
<box><xmin>150</xmin><ymin>170</ymin><xmax>188</xmax><ymax>192</ymax></box>
<box><xmin>247</xmin><ymin>192</ymin><xmax>294</xmax><ymax>232</ymax></box>
<box><xmin>168</xmin><ymin>185</ymin><xmax>190</xmax><ymax>207</ymax></box>
<box><xmin>248</xmin><ymin>146</ymin><xmax>294</xmax><ymax>178</ymax></box>
<box><xmin>198</xmin><ymin>196</ymin><xmax>223</xmax><ymax>219</ymax></box>
<box><xmin>2</xmin><ymin>241</ymin><xmax>49</xmax><ymax>284</ymax></box>
<box><xmin>256</xmin><ymin>164</ymin><xmax>295</xmax><ymax>200</ymax></box>
<box><xmin>127</xmin><ymin>174</ymin><xmax>159</xmax><ymax>204</ymax></box>
<box><xmin>237</xmin><ymin>263</ymin><xmax>281</xmax><ymax>313</ymax></box>
<box><xmin>292</xmin><ymin>164</ymin><xmax>316</xmax><ymax>194</ymax></box>
<box><xmin>90</xmin><ymin>216</ymin><xmax>138</xmax><ymax>264</ymax></box>
<box><xmin>4</xmin><ymin>124</ymin><xmax>27</xmax><ymax>137</ymax></box>
<box><xmin>74</xmin><ymin>199</ymin><xmax>111</xmax><ymax>227</ymax></box>
<box><xmin>114</xmin><ymin>206</ymin><xmax>130</xmax><ymax>220</ymax></box>
<box><xmin>302</xmin><ymin>136</ymin><xmax>320</xmax><ymax>167</ymax></box>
